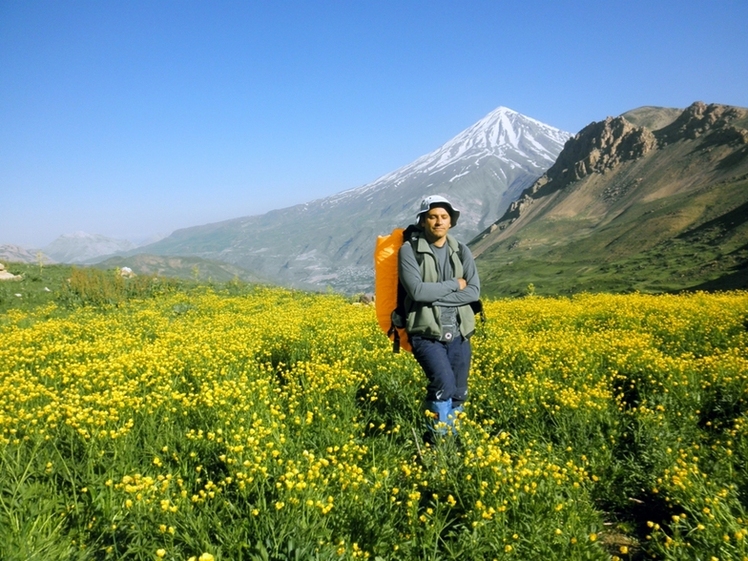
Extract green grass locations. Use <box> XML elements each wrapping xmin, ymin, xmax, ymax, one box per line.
<box><xmin>0</xmin><ymin>263</ymin><xmax>75</xmax><ymax>315</ymax></box>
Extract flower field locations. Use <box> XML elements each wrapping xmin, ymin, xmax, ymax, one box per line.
<box><xmin>1</xmin><ymin>282</ymin><xmax>747</xmax><ymax>560</ymax></box>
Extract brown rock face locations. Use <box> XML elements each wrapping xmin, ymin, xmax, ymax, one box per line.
<box><xmin>494</xmin><ymin>117</ymin><xmax>656</xmax><ymax>224</ymax></box>
<box><xmin>473</xmin><ymin>102</ymin><xmax>748</xmax><ymax>244</ymax></box>
<box><xmin>656</xmin><ymin>101</ymin><xmax>748</xmax><ymax>144</ymax></box>
<box><xmin>553</xmin><ymin>117</ymin><xmax>657</xmax><ymax>183</ymax></box>
<box><xmin>498</xmin><ymin>103</ymin><xmax>748</xmax><ymax>217</ymax></box>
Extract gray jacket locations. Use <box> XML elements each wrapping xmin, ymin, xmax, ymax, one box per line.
<box><xmin>398</xmin><ymin>231</ymin><xmax>480</xmax><ymax>339</ymax></box>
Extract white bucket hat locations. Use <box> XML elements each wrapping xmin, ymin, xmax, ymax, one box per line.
<box><xmin>416</xmin><ymin>195</ymin><xmax>460</xmax><ymax>226</ymax></box>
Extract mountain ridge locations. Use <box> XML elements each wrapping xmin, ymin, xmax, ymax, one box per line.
<box><xmin>470</xmin><ymin>101</ymin><xmax>748</xmax><ymax>295</ymax></box>
<box><xmin>129</xmin><ymin>106</ymin><xmax>571</xmax><ymax>292</ymax></box>
<box><xmin>0</xmin><ymin>245</ymin><xmax>54</xmax><ymax>265</ymax></box>
<box><xmin>43</xmin><ymin>231</ymin><xmax>136</xmax><ymax>264</ymax></box>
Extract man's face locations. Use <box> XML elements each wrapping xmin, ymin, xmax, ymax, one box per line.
<box><xmin>420</xmin><ymin>206</ymin><xmax>452</xmax><ymax>244</ymax></box>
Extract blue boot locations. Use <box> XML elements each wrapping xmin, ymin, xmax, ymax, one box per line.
<box><xmin>450</xmin><ymin>403</ymin><xmax>464</xmax><ymax>431</ymax></box>
<box><xmin>425</xmin><ymin>399</ymin><xmax>454</xmax><ymax>437</ymax></box>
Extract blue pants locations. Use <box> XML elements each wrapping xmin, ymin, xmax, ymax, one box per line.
<box><xmin>411</xmin><ymin>335</ymin><xmax>471</xmax><ymax>407</ymax></box>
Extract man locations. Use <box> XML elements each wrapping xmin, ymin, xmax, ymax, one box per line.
<box><xmin>398</xmin><ymin>195</ymin><xmax>481</xmax><ymax>438</ymax></box>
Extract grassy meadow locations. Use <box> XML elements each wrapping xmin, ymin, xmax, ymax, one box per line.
<box><xmin>1</xmin><ymin>267</ymin><xmax>747</xmax><ymax>560</ymax></box>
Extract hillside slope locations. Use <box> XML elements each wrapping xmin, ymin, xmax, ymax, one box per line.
<box><xmin>95</xmin><ymin>254</ymin><xmax>267</xmax><ymax>283</ymax></box>
<box><xmin>471</xmin><ymin>102</ymin><xmax>748</xmax><ymax>296</ymax></box>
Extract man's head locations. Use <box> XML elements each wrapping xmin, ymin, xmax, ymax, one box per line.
<box><xmin>415</xmin><ymin>195</ymin><xmax>460</xmax><ymax>227</ymax></box>
<box><xmin>416</xmin><ymin>195</ymin><xmax>460</xmax><ymax>245</ymax></box>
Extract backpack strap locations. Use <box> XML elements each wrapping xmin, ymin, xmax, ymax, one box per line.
<box><xmin>387</xmin><ymin>321</ymin><xmax>402</xmax><ymax>353</ymax></box>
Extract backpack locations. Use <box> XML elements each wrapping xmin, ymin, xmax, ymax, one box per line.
<box><xmin>374</xmin><ymin>225</ymin><xmax>416</xmax><ymax>353</ymax></box>
<box><xmin>374</xmin><ymin>225</ymin><xmax>485</xmax><ymax>353</ymax></box>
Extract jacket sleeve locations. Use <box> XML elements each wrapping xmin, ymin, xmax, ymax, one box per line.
<box><xmin>434</xmin><ymin>242</ymin><xmax>480</xmax><ymax>306</ymax></box>
<box><xmin>398</xmin><ymin>242</ymin><xmax>460</xmax><ymax>303</ymax></box>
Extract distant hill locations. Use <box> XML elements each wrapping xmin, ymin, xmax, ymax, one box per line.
<box><xmin>43</xmin><ymin>232</ymin><xmax>135</xmax><ymax>263</ymax></box>
<box><xmin>130</xmin><ymin>107</ymin><xmax>571</xmax><ymax>293</ymax></box>
<box><xmin>95</xmin><ymin>254</ymin><xmax>266</xmax><ymax>284</ymax></box>
<box><xmin>470</xmin><ymin>102</ymin><xmax>748</xmax><ymax>296</ymax></box>
<box><xmin>0</xmin><ymin>245</ymin><xmax>53</xmax><ymax>265</ymax></box>
<box><xmin>619</xmin><ymin>106</ymin><xmax>682</xmax><ymax>131</ymax></box>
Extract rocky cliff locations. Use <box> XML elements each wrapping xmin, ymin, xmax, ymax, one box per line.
<box><xmin>476</xmin><ymin>102</ymin><xmax>748</xmax><ymax>237</ymax></box>
<box><xmin>470</xmin><ymin>102</ymin><xmax>748</xmax><ymax>296</ymax></box>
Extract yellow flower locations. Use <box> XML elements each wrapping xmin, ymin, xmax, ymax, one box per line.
<box><xmin>156</xmin><ymin>549</ymin><xmax>166</xmax><ymax>558</ymax></box>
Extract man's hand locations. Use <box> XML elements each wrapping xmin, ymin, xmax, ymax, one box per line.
<box><xmin>457</xmin><ymin>278</ymin><xmax>467</xmax><ymax>290</ymax></box>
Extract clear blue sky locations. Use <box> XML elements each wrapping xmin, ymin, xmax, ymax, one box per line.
<box><xmin>2</xmin><ymin>0</ymin><xmax>747</xmax><ymax>248</ymax></box>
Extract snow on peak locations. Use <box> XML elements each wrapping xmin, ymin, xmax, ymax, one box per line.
<box><xmin>321</xmin><ymin>106</ymin><xmax>571</xmax><ymax>205</ymax></box>
<box><xmin>451</xmin><ymin>106</ymin><xmax>567</xmax><ymax>153</ymax></box>
<box><xmin>377</xmin><ymin>106</ymin><xmax>571</xmax><ymax>181</ymax></box>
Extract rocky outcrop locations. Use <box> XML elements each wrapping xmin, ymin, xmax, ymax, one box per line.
<box><xmin>0</xmin><ymin>263</ymin><xmax>22</xmax><ymax>281</ymax></box>
<box><xmin>556</xmin><ymin>117</ymin><xmax>657</xmax><ymax>181</ymax></box>
<box><xmin>702</xmin><ymin>124</ymin><xmax>748</xmax><ymax>147</ymax></box>
<box><xmin>656</xmin><ymin>102</ymin><xmax>748</xmax><ymax>145</ymax></box>
<box><xmin>499</xmin><ymin>190</ymin><xmax>540</xmax><ymax>223</ymax></box>
<box><xmin>487</xmin><ymin>116</ymin><xmax>657</xmax><ymax>226</ymax></box>
<box><xmin>474</xmin><ymin>102</ymin><xmax>748</xmax><ymax>240</ymax></box>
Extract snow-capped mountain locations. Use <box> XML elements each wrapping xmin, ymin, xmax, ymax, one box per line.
<box><xmin>383</xmin><ymin>106</ymin><xmax>568</xmax><ymax>177</ymax></box>
<box><xmin>323</xmin><ymin>107</ymin><xmax>569</xmax><ymax>220</ymax></box>
<box><xmin>134</xmin><ymin>107</ymin><xmax>571</xmax><ymax>292</ymax></box>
